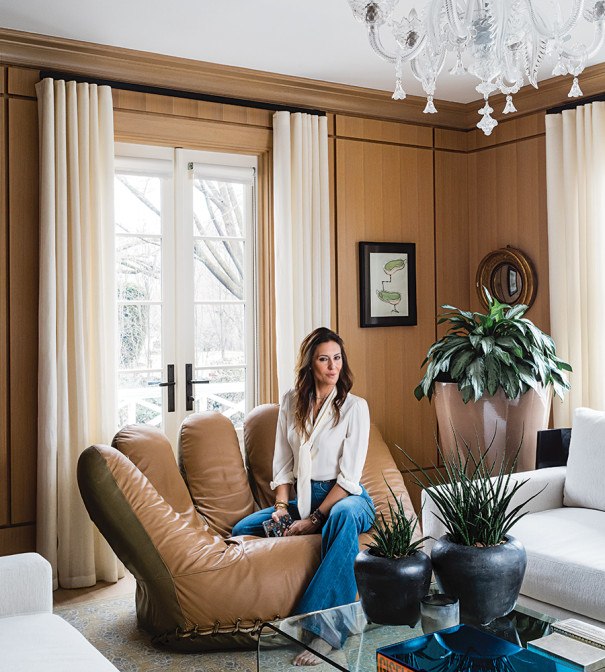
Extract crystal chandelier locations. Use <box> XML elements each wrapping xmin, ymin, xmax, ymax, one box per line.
<box><xmin>348</xmin><ymin>0</ymin><xmax>605</xmax><ymax>135</ymax></box>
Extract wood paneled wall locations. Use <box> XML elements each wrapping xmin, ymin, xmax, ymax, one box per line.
<box><xmin>330</xmin><ymin>113</ymin><xmax>550</xmax><ymax>510</ymax></box>
<box><xmin>335</xmin><ymin>133</ymin><xmax>437</xmax><ymax>472</ymax></box>
<box><xmin>0</xmin><ymin>54</ymin><xmax>556</xmax><ymax>553</ymax></box>
<box><xmin>1</xmin><ymin>66</ymin><xmax>38</xmax><ymax>553</ymax></box>
<box><xmin>468</xmin><ymin>115</ymin><xmax>549</xmax><ymax>331</ymax></box>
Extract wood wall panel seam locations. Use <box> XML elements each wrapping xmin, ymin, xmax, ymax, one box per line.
<box><xmin>433</xmin><ymin>147</ymin><xmax>469</xmax><ymax>155</ymax></box>
<box><xmin>467</xmin><ymin>132</ymin><xmax>546</xmax><ymax>154</ymax></box>
<box><xmin>112</xmin><ymin>105</ymin><xmax>273</xmax><ymax>130</ymax></box>
<box><xmin>333</xmin><ymin>134</ymin><xmax>435</xmax><ymax>150</ymax></box>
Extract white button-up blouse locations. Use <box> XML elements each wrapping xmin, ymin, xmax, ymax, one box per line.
<box><xmin>270</xmin><ymin>389</ymin><xmax>371</xmax><ymax>496</ymax></box>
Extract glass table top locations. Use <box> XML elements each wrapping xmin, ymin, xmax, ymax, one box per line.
<box><xmin>257</xmin><ymin>600</ymin><xmax>555</xmax><ymax>671</ymax></box>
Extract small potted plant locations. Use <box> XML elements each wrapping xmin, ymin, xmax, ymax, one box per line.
<box><xmin>414</xmin><ymin>288</ymin><xmax>571</xmax><ymax>470</ymax></box>
<box><xmin>405</xmin><ymin>443</ymin><xmax>542</xmax><ymax>626</ymax></box>
<box><xmin>354</xmin><ymin>482</ymin><xmax>431</xmax><ymax>626</ymax></box>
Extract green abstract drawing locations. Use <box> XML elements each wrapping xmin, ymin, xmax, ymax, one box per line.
<box><xmin>377</xmin><ymin>258</ymin><xmax>406</xmax><ymax>313</ymax></box>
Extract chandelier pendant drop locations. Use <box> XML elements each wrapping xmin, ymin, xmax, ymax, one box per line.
<box><xmin>347</xmin><ymin>0</ymin><xmax>605</xmax><ymax>135</ymax></box>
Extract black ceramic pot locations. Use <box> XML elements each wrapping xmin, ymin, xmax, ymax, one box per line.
<box><xmin>431</xmin><ymin>534</ymin><xmax>527</xmax><ymax>626</ymax></box>
<box><xmin>354</xmin><ymin>549</ymin><xmax>432</xmax><ymax>626</ymax></box>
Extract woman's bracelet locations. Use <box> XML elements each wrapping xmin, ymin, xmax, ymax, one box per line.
<box><xmin>309</xmin><ymin>508</ymin><xmax>326</xmax><ymax>528</ymax></box>
<box><xmin>274</xmin><ymin>500</ymin><xmax>289</xmax><ymax>511</ymax></box>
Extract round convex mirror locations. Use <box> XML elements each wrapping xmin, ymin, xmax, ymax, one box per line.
<box><xmin>476</xmin><ymin>247</ymin><xmax>536</xmax><ymax>309</ymax></box>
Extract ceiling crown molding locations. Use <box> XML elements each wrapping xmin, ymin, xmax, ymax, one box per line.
<box><xmin>0</xmin><ymin>27</ymin><xmax>469</xmax><ymax>129</ymax></box>
<box><xmin>3</xmin><ymin>28</ymin><xmax>603</xmax><ymax>133</ymax></box>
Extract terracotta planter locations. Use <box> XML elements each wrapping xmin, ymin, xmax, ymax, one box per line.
<box><xmin>434</xmin><ymin>382</ymin><xmax>552</xmax><ymax>472</ymax></box>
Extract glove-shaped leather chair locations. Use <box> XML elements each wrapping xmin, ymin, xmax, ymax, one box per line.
<box><xmin>77</xmin><ymin>405</ymin><xmax>417</xmax><ymax>651</ymax></box>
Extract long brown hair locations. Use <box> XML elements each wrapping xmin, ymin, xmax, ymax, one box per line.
<box><xmin>293</xmin><ymin>327</ymin><xmax>353</xmax><ymax>439</ymax></box>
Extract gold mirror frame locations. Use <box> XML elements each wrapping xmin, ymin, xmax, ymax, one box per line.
<box><xmin>476</xmin><ymin>247</ymin><xmax>537</xmax><ymax>310</ymax></box>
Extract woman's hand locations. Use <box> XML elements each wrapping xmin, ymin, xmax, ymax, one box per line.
<box><xmin>271</xmin><ymin>507</ymin><xmax>291</xmax><ymax>523</ymax></box>
<box><xmin>285</xmin><ymin>518</ymin><xmax>319</xmax><ymax>536</ymax></box>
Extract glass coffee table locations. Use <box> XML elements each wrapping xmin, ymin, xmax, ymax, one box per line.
<box><xmin>257</xmin><ymin>600</ymin><xmax>555</xmax><ymax>671</ymax></box>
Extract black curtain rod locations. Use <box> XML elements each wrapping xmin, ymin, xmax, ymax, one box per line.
<box><xmin>547</xmin><ymin>91</ymin><xmax>605</xmax><ymax>115</ymax></box>
<box><xmin>39</xmin><ymin>70</ymin><xmax>326</xmax><ymax>117</ymax></box>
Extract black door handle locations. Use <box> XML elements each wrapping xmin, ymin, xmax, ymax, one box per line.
<box><xmin>186</xmin><ymin>363</ymin><xmax>209</xmax><ymax>411</ymax></box>
<box><xmin>148</xmin><ymin>364</ymin><xmax>175</xmax><ymax>412</ymax></box>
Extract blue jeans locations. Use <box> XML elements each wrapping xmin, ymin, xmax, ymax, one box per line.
<box><xmin>231</xmin><ymin>480</ymin><xmax>375</xmax><ymax>615</ymax></box>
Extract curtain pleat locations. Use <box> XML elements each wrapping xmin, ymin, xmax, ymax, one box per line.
<box><xmin>36</xmin><ymin>78</ymin><xmax>122</xmax><ymax>588</ymax></box>
<box><xmin>273</xmin><ymin>112</ymin><xmax>331</xmax><ymax>396</ymax></box>
<box><xmin>546</xmin><ymin>103</ymin><xmax>605</xmax><ymax>425</ymax></box>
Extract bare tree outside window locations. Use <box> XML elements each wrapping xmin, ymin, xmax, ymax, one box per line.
<box><xmin>115</xmin><ymin>171</ymin><xmax>248</xmax><ymax>430</ymax></box>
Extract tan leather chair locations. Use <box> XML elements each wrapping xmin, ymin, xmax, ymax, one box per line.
<box><xmin>77</xmin><ymin>405</ymin><xmax>418</xmax><ymax>651</ymax></box>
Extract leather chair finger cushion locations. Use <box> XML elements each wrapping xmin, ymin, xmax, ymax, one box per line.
<box><xmin>360</xmin><ymin>425</ymin><xmax>421</xmax><ymax>542</ymax></box>
<box><xmin>178</xmin><ymin>412</ymin><xmax>256</xmax><ymax>538</ymax></box>
<box><xmin>244</xmin><ymin>403</ymin><xmax>280</xmax><ymax>508</ymax></box>
<box><xmin>79</xmin><ymin>445</ymin><xmax>320</xmax><ymax>650</ymax></box>
<box><xmin>112</xmin><ymin>424</ymin><xmax>197</xmax><ymax>525</ymax></box>
<box><xmin>77</xmin><ymin>445</ymin><xmax>189</xmax><ymax>637</ymax></box>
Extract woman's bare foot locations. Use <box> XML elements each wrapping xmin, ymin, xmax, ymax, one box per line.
<box><xmin>292</xmin><ymin>637</ymin><xmax>333</xmax><ymax>666</ymax></box>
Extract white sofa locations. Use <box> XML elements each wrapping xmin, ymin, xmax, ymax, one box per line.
<box><xmin>422</xmin><ymin>408</ymin><xmax>605</xmax><ymax>626</ymax></box>
<box><xmin>0</xmin><ymin>552</ymin><xmax>118</xmax><ymax>672</ymax></box>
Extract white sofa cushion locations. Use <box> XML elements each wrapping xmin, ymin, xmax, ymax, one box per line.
<box><xmin>0</xmin><ymin>613</ymin><xmax>118</xmax><ymax>672</ymax></box>
<box><xmin>0</xmin><ymin>552</ymin><xmax>52</xmax><ymax>618</ymax></box>
<box><xmin>510</xmin><ymin>507</ymin><xmax>605</xmax><ymax>623</ymax></box>
<box><xmin>564</xmin><ymin>407</ymin><xmax>605</xmax><ymax>511</ymax></box>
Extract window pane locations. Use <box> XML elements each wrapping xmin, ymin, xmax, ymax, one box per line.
<box><xmin>193</xmin><ymin>239</ymin><xmax>244</xmax><ymax>301</ymax></box>
<box><xmin>195</xmin><ymin>304</ymin><xmax>245</xmax><ymax>368</ymax></box>
<box><xmin>192</xmin><ymin>179</ymin><xmax>245</xmax><ymax>237</ymax></box>
<box><xmin>118</xmin><ymin>304</ymin><xmax>162</xmax><ymax>370</ymax></box>
<box><xmin>115</xmin><ymin>175</ymin><xmax>162</xmax><ymax>235</ymax></box>
<box><xmin>117</xmin><ymin>371</ymin><xmax>163</xmax><ymax>429</ymax></box>
<box><xmin>116</xmin><ymin>236</ymin><xmax>161</xmax><ymax>302</ymax></box>
<box><xmin>193</xmin><ymin>367</ymin><xmax>245</xmax><ymax>428</ymax></box>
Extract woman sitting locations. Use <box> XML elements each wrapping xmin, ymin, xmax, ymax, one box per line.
<box><xmin>231</xmin><ymin>327</ymin><xmax>374</xmax><ymax>664</ymax></box>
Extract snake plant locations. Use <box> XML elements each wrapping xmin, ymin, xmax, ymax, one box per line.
<box><xmin>366</xmin><ymin>481</ymin><xmax>429</xmax><ymax>559</ymax></box>
<box><xmin>414</xmin><ymin>288</ymin><xmax>571</xmax><ymax>403</ymax></box>
<box><xmin>402</xmin><ymin>442</ymin><xmax>543</xmax><ymax>547</ymax></box>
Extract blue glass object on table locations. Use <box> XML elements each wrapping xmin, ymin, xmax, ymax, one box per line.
<box><xmin>377</xmin><ymin>624</ymin><xmax>581</xmax><ymax>672</ymax></box>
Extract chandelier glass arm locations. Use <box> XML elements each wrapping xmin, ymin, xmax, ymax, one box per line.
<box><xmin>367</xmin><ymin>23</ymin><xmax>396</xmax><ymax>63</ymax></box>
<box><xmin>367</xmin><ymin>22</ymin><xmax>427</xmax><ymax>64</ymax></box>
<box><xmin>410</xmin><ymin>48</ymin><xmax>447</xmax><ymax>84</ymax></box>
<box><xmin>562</xmin><ymin>21</ymin><xmax>605</xmax><ymax>60</ymax></box>
<box><xmin>522</xmin><ymin>0</ymin><xmax>584</xmax><ymax>39</ymax></box>
<box><xmin>443</xmin><ymin>0</ymin><xmax>473</xmax><ymax>40</ymax></box>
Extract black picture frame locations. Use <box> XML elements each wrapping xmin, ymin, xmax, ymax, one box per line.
<box><xmin>359</xmin><ymin>241</ymin><xmax>417</xmax><ymax>328</ymax></box>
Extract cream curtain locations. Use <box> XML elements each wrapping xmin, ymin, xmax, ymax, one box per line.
<box><xmin>545</xmin><ymin>102</ymin><xmax>605</xmax><ymax>426</ymax></box>
<box><xmin>36</xmin><ymin>78</ymin><xmax>122</xmax><ymax>588</ymax></box>
<box><xmin>273</xmin><ymin>111</ymin><xmax>331</xmax><ymax>397</ymax></box>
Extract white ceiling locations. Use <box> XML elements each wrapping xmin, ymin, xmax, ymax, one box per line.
<box><xmin>1</xmin><ymin>0</ymin><xmax>604</xmax><ymax>104</ymax></box>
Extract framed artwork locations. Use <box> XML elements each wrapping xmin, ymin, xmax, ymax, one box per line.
<box><xmin>359</xmin><ymin>241</ymin><xmax>417</xmax><ymax>328</ymax></box>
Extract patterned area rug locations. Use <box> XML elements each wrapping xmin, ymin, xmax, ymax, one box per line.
<box><xmin>55</xmin><ymin>594</ymin><xmax>411</xmax><ymax>671</ymax></box>
<box><xmin>55</xmin><ymin>595</ymin><xmax>257</xmax><ymax>672</ymax></box>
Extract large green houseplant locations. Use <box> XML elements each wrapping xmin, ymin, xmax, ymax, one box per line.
<box><xmin>414</xmin><ymin>289</ymin><xmax>571</xmax><ymax>470</ymax></box>
<box><xmin>354</xmin><ymin>483</ymin><xmax>431</xmax><ymax>626</ymax></box>
<box><xmin>414</xmin><ymin>289</ymin><xmax>571</xmax><ymax>403</ymax></box>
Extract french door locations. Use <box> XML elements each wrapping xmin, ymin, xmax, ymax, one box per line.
<box><xmin>114</xmin><ymin>143</ymin><xmax>257</xmax><ymax>445</ymax></box>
